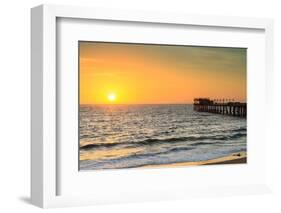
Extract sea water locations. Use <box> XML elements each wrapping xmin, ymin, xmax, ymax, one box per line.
<box><xmin>79</xmin><ymin>104</ymin><xmax>246</xmax><ymax>170</ymax></box>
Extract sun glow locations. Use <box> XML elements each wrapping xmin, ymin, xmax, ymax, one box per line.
<box><xmin>107</xmin><ymin>92</ymin><xmax>117</xmax><ymax>102</ymax></box>
<box><xmin>80</xmin><ymin>42</ymin><xmax>246</xmax><ymax>104</ymax></box>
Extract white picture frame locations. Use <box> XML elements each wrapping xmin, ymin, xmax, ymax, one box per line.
<box><xmin>31</xmin><ymin>4</ymin><xmax>274</xmax><ymax>208</ymax></box>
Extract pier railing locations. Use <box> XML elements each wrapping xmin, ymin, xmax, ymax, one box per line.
<box><xmin>193</xmin><ymin>98</ymin><xmax>246</xmax><ymax>118</ymax></box>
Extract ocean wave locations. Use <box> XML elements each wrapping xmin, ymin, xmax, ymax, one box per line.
<box><xmin>232</xmin><ymin>127</ymin><xmax>247</xmax><ymax>132</ymax></box>
<box><xmin>124</xmin><ymin>146</ymin><xmax>195</xmax><ymax>160</ymax></box>
<box><xmin>80</xmin><ymin>132</ymin><xmax>246</xmax><ymax>150</ymax></box>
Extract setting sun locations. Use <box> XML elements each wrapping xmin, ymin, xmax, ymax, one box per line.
<box><xmin>107</xmin><ymin>93</ymin><xmax>117</xmax><ymax>102</ymax></box>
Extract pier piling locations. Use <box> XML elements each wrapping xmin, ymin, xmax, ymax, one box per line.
<box><xmin>193</xmin><ymin>98</ymin><xmax>246</xmax><ymax>118</ymax></box>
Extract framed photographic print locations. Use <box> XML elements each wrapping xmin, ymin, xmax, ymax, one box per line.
<box><xmin>31</xmin><ymin>4</ymin><xmax>274</xmax><ymax>208</ymax></box>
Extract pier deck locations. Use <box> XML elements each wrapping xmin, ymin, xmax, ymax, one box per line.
<box><xmin>193</xmin><ymin>98</ymin><xmax>246</xmax><ymax>118</ymax></box>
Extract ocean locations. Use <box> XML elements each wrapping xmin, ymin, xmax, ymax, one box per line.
<box><xmin>79</xmin><ymin>104</ymin><xmax>246</xmax><ymax>170</ymax></box>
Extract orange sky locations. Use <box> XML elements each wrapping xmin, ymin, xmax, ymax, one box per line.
<box><xmin>79</xmin><ymin>42</ymin><xmax>246</xmax><ymax>104</ymax></box>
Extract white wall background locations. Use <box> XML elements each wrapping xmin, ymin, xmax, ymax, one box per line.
<box><xmin>0</xmin><ymin>0</ymin><xmax>280</xmax><ymax>212</ymax></box>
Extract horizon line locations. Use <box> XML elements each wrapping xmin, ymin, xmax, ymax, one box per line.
<box><xmin>80</xmin><ymin>103</ymin><xmax>194</xmax><ymax>105</ymax></box>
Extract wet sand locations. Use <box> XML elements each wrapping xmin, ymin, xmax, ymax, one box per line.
<box><xmin>142</xmin><ymin>152</ymin><xmax>247</xmax><ymax>168</ymax></box>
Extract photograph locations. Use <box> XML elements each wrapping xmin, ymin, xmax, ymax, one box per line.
<box><xmin>79</xmin><ymin>41</ymin><xmax>247</xmax><ymax>170</ymax></box>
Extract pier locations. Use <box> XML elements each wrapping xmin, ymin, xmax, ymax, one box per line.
<box><xmin>193</xmin><ymin>98</ymin><xmax>246</xmax><ymax>118</ymax></box>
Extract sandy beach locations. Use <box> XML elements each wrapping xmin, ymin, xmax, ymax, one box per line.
<box><xmin>141</xmin><ymin>152</ymin><xmax>247</xmax><ymax>168</ymax></box>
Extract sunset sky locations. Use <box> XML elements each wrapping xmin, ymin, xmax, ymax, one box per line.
<box><xmin>79</xmin><ymin>42</ymin><xmax>246</xmax><ymax>104</ymax></box>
